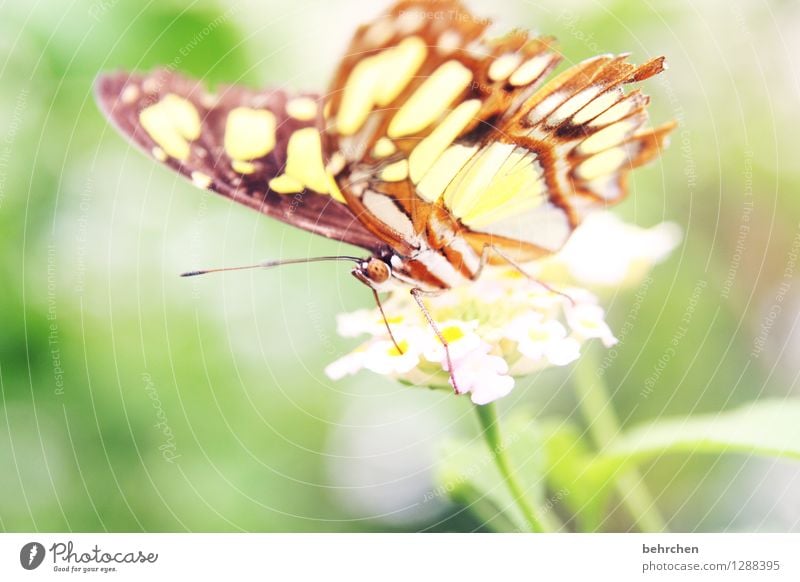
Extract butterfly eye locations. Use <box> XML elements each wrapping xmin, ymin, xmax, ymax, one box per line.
<box><xmin>365</xmin><ymin>258</ymin><xmax>391</xmax><ymax>284</ymax></box>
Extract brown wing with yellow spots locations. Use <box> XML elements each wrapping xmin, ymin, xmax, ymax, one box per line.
<box><xmin>324</xmin><ymin>0</ymin><xmax>561</xmax><ymax>161</ymax></box>
<box><xmin>322</xmin><ymin>0</ymin><xmax>674</xmax><ymax>264</ymax></box>
<box><xmin>95</xmin><ymin>69</ymin><xmax>385</xmax><ymax>252</ymax></box>
<box><xmin>320</xmin><ymin>1</ymin><xmax>564</xmax><ymax>255</ymax></box>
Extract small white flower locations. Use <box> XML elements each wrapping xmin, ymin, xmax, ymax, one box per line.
<box><xmin>566</xmin><ymin>303</ymin><xmax>618</xmax><ymax>347</ymax></box>
<box><xmin>362</xmin><ymin>337</ymin><xmax>422</xmax><ymax>376</ymax></box>
<box><xmin>324</xmin><ymin>274</ymin><xmax>602</xmax><ymax>404</ymax></box>
<box><xmin>447</xmin><ymin>343</ymin><xmax>515</xmax><ymax>405</ymax></box>
<box><xmin>504</xmin><ymin>313</ymin><xmax>581</xmax><ymax>366</ymax></box>
<box><xmin>533</xmin><ymin>212</ymin><xmax>681</xmax><ymax>287</ymax></box>
<box><xmin>336</xmin><ymin>309</ymin><xmax>410</xmax><ymax>337</ymax></box>
<box><xmin>421</xmin><ymin>320</ymin><xmax>481</xmax><ymax>363</ymax></box>
<box><xmin>324</xmin><ymin>349</ymin><xmax>366</xmax><ymax>380</ymax></box>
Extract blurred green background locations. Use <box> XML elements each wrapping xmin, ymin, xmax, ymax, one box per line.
<box><xmin>1</xmin><ymin>0</ymin><xmax>798</xmax><ymax>532</ymax></box>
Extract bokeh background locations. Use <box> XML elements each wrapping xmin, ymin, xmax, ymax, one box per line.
<box><xmin>1</xmin><ymin>0</ymin><xmax>799</xmax><ymax>532</ymax></box>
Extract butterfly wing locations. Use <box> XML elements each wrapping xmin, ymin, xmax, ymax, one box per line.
<box><xmin>322</xmin><ymin>0</ymin><xmax>673</xmax><ymax>265</ymax></box>
<box><xmin>321</xmin><ymin>0</ymin><xmax>562</xmax><ymax>255</ymax></box>
<box><xmin>95</xmin><ymin>69</ymin><xmax>384</xmax><ymax>253</ymax></box>
<box><xmin>450</xmin><ymin>54</ymin><xmax>676</xmax><ymax>263</ymax></box>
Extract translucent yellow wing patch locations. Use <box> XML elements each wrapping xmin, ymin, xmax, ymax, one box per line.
<box><xmin>447</xmin><ymin>54</ymin><xmax>674</xmax><ymax>256</ymax></box>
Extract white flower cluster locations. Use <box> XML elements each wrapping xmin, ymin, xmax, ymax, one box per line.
<box><xmin>326</xmin><ymin>270</ymin><xmax>615</xmax><ymax>405</ymax></box>
<box><xmin>325</xmin><ymin>214</ymin><xmax>680</xmax><ymax>405</ymax></box>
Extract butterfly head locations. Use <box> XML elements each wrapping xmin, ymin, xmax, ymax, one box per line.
<box><xmin>353</xmin><ymin>256</ymin><xmax>393</xmax><ymax>289</ymax></box>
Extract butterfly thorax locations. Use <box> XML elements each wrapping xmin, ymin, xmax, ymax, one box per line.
<box><xmin>337</xmin><ymin>161</ymin><xmax>483</xmax><ymax>291</ymax></box>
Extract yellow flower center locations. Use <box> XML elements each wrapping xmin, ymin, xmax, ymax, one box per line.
<box><xmin>387</xmin><ymin>340</ymin><xmax>409</xmax><ymax>357</ymax></box>
<box><xmin>527</xmin><ymin>328</ymin><xmax>550</xmax><ymax>342</ymax></box>
<box><xmin>442</xmin><ymin>326</ymin><xmax>465</xmax><ymax>343</ymax></box>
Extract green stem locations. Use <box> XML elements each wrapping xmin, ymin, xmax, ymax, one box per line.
<box><xmin>475</xmin><ymin>403</ymin><xmax>548</xmax><ymax>533</ymax></box>
<box><xmin>573</xmin><ymin>348</ymin><xmax>669</xmax><ymax>532</ymax></box>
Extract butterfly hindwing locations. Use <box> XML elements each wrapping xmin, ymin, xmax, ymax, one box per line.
<box><xmin>95</xmin><ymin>69</ymin><xmax>383</xmax><ymax>252</ymax></box>
<box><xmin>454</xmin><ymin>54</ymin><xmax>677</xmax><ymax>263</ymax></box>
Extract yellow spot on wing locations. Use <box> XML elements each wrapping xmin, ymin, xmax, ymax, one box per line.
<box><xmin>549</xmin><ymin>86</ymin><xmax>601</xmax><ymax>125</ymax></box>
<box><xmin>488</xmin><ymin>53</ymin><xmax>523</xmax><ymax>82</ymax></box>
<box><xmin>579</xmin><ymin>120</ymin><xmax>635</xmax><ymax>155</ymax></box>
<box><xmin>364</xmin><ymin>18</ymin><xmax>395</xmax><ymax>46</ymax></box>
<box><xmin>286</xmin><ymin>97</ymin><xmax>318</xmax><ymax>121</ymax></box>
<box><xmin>395</xmin><ymin>8</ymin><xmax>425</xmax><ymax>33</ymax></box>
<box><xmin>326</xmin><ymin>152</ymin><xmax>346</xmax><ymax>175</ymax></box>
<box><xmin>326</xmin><ymin>174</ymin><xmax>347</xmax><ymax>203</ymax></box>
<box><xmin>151</xmin><ymin>147</ymin><xmax>167</xmax><ymax>162</ymax></box>
<box><xmin>224</xmin><ymin>107</ymin><xmax>276</xmax><ymax>161</ymax></box>
<box><xmin>336</xmin><ymin>60</ymin><xmax>379</xmax><ymax>135</ymax></box>
<box><xmin>572</xmin><ymin>89</ymin><xmax>620</xmax><ymax>124</ymax></box>
<box><xmin>409</xmin><ymin>99</ymin><xmax>481</xmax><ymax>184</ymax></box>
<box><xmin>416</xmin><ymin>144</ymin><xmax>477</xmax><ymax>203</ymax></box>
<box><xmin>577</xmin><ymin>148</ymin><xmax>628</xmax><ymax>180</ymax></box>
<box><xmin>509</xmin><ymin>54</ymin><xmax>552</xmax><ymax>86</ymax></box>
<box><xmin>139</xmin><ymin>94</ymin><xmax>201</xmax><ymax>161</ymax></box>
<box><xmin>191</xmin><ymin>171</ymin><xmax>212</xmax><ymax>189</ymax></box>
<box><xmin>121</xmin><ymin>85</ymin><xmax>140</xmax><ymax>104</ymax></box>
<box><xmin>590</xmin><ymin>97</ymin><xmax>636</xmax><ymax>127</ymax></box>
<box><xmin>269</xmin><ymin>174</ymin><xmax>304</xmax><ymax>194</ymax></box>
<box><xmin>380</xmin><ymin>160</ymin><xmax>409</xmax><ymax>182</ymax></box>
<box><xmin>436</xmin><ymin>30</ymin><xmax>461</xmax><ymax>55</ymax></box>
<box><xmin>372</xmin><ymin>137</ymin><xmax>396</xmax><ymax>158</ymax></box>
<box><xmin>388</xmin><ymin>60</ymin><xmax>473</xmax><ymax>138</ymax></box>
<box><xmin>444</xmin><ymin>142</ymin><xmax>515</xmax><ymax>218</ymax></box>
<box><xmin>337</xmin><ymin>37</ymin><xmax>427</xmax><ymax>136</ymax></box>
<box><xmin>461</xmin><ymin>153</ymin><xmax>546</xmax><ymax>227</ymax></box>
<box><xmin>286</xmin><ymin>128</ymin><xmax>330</xmax><ymax>193</ymax></box>
<box><xmin>372</xmin><ymin>37</ymin><xmax>427</xmax><ymax>105</ymax></box>
<box><xmin>231</xmin><ymin>159</ymin><xmax>256</xmax><ymax>174</ymax></box>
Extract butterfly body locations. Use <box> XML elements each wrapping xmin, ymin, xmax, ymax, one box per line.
<box><xmin>96</xmin><ymin>0</ymin><xmax>674</xmax><ymax>295</ymax></box>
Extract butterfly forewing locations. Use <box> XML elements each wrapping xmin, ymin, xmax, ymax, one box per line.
<box><xmin>318</xmin><ymin>0</ymin><xmax>673</xmax><ymax>271</ymax></box>
<box><xmin>321</xmin><ymin>1</ymin><xmax>568</xmax><ymax>261</ymax></box>
<box><xmin>95</xmin><ymin>69</ymin><xmax>384</xmax><ymax>252</ymax></box>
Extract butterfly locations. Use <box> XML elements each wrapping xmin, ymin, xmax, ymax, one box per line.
<box><xmin>95</xmin><ymin>0</ymin><xmax>674</xmax><ymax>380</ymax></box>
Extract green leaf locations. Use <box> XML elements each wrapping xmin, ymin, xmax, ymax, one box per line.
<box><xmin>436</xmin><ymin>413</ymin><xmax>547</xmax><ymax>532</ymax></box>
<box><xmin>602</xmin><ymin>399</ymin><xmax>800</xmax><ymax>463</ymax></box>
<box><xmin>540</xmin><ymin>421</ymin><xmax>616</xmax><ymax>532</ymax></box>
<box><xmin>539</xmin><ymin>400</ymin><xmax>800</xmax><ymax>532</ymax></box>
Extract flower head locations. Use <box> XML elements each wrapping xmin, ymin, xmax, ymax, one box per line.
<box><xmin>325</xmin><ymin>267</ymin><xmax>611</xmax><ymax>405</ymax></box>
<box><xmin>325</xmin><ymin>213</ymin><xmax>679</xmax><ymax>405</ymax></box>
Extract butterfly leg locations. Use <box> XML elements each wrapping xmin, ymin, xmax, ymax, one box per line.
<box><xmin>369</xmin><ymin>286</ymin><xmax>405</xmax><ymax>355</ymax></box>
<box><xmin>410</xmin><ymin>287</ymin><xmax>461</xmax><ymax>394</ymax></box>
<box><xmin>476</xmin><ymin>244</ymin><xmax>575</xmax><ymax>306</ymax></box>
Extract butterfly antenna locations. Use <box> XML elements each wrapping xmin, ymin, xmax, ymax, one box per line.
<box><xmin>180</xmin><ymin>256</ymin><xmax>362</xmax><ymax>277</ymax></box>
